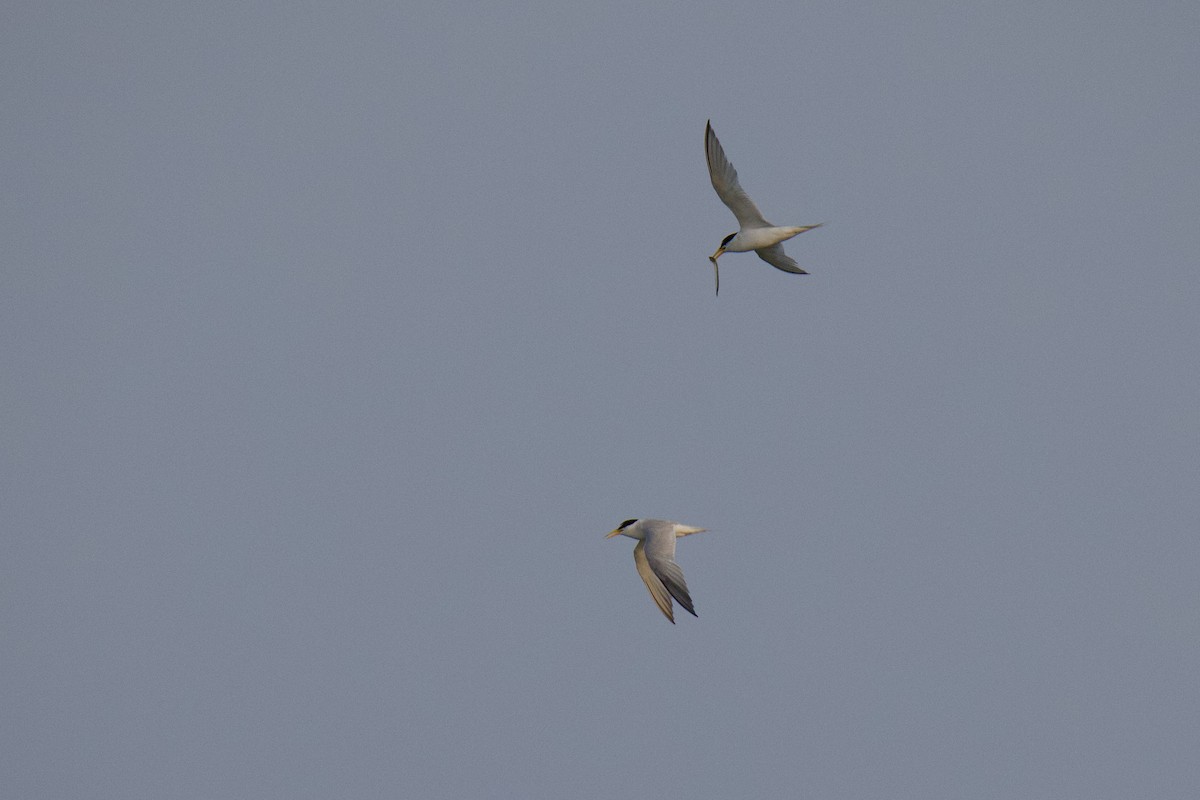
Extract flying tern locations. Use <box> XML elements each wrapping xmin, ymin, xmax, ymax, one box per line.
<box><xmin>706</xmin><ymin>120</ymin><xmax>822</xmax><ymax>295</ymax></box>
<box><xmin>606</xmin><ymin>518</ymin><xmax>706</xmax><ymax>623</ymax></box>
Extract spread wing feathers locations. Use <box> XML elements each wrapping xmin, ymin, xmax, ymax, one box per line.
<box><xmin>649</xmin><ymin>557</ymin><xmax>697</xmax><ymax>619</ymax></box>
<box><xmin>633</xmin><ymin>541</ymin><xmax>677</xmax><ymax>623</ymax></box>
<box><xmin>634</xmin><ymin>529</ymin><xmax>697</xmax><ymax>623</ymax></box>
<box><xmin>706</xmin><ymin>121</ymin><xmax>770</xmax><ymax>230</ymax></box>
<box><xmin>756</xmin><ymin>243</ymin><xmax>809</xmax><ymax>275</ymax></box>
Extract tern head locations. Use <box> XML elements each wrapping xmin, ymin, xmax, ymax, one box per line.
<box><xmin>605</xmin><ymin>518</ymin><xmax>640</xmax><ymax>539</ymax></box>
<box><xmin>710</xmin><ymin>232</ymin><xmax>737</xmax><ymax>261</ymax></box>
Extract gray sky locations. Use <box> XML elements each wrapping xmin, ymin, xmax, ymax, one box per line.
<box><xmin>4</xmin><ymin>3</ymin><xmax>1199</xmax><ymax>798</ymax></box>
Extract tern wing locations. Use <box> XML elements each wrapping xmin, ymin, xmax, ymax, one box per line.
<box><xmin>641</xmin><ymin>525</ymin><xmax>697</xmax><ymax>620</ymax></box>
<box><xmin>756</xmin><ymin>243</ymin><xmax>809</xmax><ymax>275</ymax></box>
<box><xmin>706</xmin><ymin>120</ymin><xmax>771</xmax><ymax>230</ymax></box>
<box><xmin>633</xmin><ymin>540</ymin><xmax>677</xmax><ymax>623</ymax></box>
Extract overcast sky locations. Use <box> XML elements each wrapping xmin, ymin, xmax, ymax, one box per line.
<box><xmin>4</xmin><ymin>3</ymin><xmax>1199</xmax><ymax>798</ymax></box>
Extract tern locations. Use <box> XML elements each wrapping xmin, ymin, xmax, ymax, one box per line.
<box><xmin>606</xmin><ymin>518</ymin><xmax>706</xmax><ymax>623</ymax></box>
<box><xmin>705</xmin><ymin>120</ymin><xmax>822</xmax><ymax>295</ymax></box>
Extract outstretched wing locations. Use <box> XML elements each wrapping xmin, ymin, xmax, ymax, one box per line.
<box><xmin>756</xmin><ymin>243</ymin><xmax>808</xmax><ymax>275</ymax></box>
<box><xmin>706</xmin><ymin>120</ymin><xmax>771</xmax><ymax>230</ymax></box>
<box><xmin>640</xmin><ymin>524</ymin><xmax>697</xmax><ymax>620</ymax></box>
<box><xmin>633</xmin><ymin>541</ymin><xmax>677</xmax><ymax>623</ymax></box>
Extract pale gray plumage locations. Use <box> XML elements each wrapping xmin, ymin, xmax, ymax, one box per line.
<box><xmin>755</xmin><ymin>242</ymin><xmax>806</xmax><ymax>274</ymax></box>
<box><xmin>705</xmin><ymin>120</ymin><xmax>822</xmax><ymax>294</ymax></box>
<box><xmin>706</xmin><ymin>121</ymin><xmax>771</xmax><ymax>231</ymax></box>
<box><xmin>606</xmin><ymin>518</ymin><xmax>706</xmax><ymax>623</ymax></box>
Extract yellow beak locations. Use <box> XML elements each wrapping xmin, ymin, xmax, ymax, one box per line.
<box><xmin>605</xmin><ymin>528</ymin><xmax>623</xmax><ymax>538</ymax></box>
<box><xmin>710</xmin><ymin>246</ymin><xmax>725</xmax><ymax>260</ymax></box>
